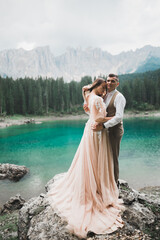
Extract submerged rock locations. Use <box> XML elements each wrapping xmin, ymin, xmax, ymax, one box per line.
<box><xmin>18</xmin><ymin>176</ymin><xmax>160</xmax><ymax>240</ymax></box>
<box><xmin>0</xmin><ymin>163</ymin><xmax>29</xmax><ymax>181</ymax></box>
<box><xmin>24</xmin><ymin>118</ymin><xmax>35</xmax><ymax>124</ymax></box>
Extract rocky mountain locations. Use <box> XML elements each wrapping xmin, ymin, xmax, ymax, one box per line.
<box><xmin>1</xmin><ymin>45</ymin><xmax>160</xmax><ymax>81</ymax></box>
<box><xmin>135</xmin><ymin>56</ymin><xmax>160</xmax><ymax>73</ymax></box>
<box><xmin>0</xmin><ymin>46</ymin><xmax>60</xmax><ymax>80</ymax></box>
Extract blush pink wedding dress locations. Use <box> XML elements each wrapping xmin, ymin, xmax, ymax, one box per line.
<box><xmin>47</xmin><ymin>94</ymin><xmax>124</xmax><ymax>238</ymax></box>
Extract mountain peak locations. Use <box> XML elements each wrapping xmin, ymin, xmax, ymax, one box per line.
<box><xmin>0</xmin><ymin>45</ymin><xmax>160</xmax><ymax>81</ymax></box>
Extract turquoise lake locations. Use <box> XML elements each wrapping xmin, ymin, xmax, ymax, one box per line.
<box><xmin>0</xmin><ymin>117</ymin><xmax>160</xmax><ymax>205</ymax></box>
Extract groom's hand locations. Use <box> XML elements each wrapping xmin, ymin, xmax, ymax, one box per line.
<box><xmin>91</xmin><ymin>122</ymin><xmax>103</xmax><ymax>131</ymax></box>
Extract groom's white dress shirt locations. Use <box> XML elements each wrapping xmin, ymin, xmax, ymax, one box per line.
<box><xmin>104</xmin><ymin>89</ymin><xmax>126</xmax><ymax>129</ymax></box>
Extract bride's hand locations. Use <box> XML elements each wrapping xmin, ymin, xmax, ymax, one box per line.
<box><xmin>83</xmin><ymin>104</ymin><xmax>89</xmax><ymax>112</ymax></box>
<box><xmin>82</xmin><ymin>86</ymin><xmax>89</xmax><ymax>92</ymax></box>
<box><xmin>91</xmin><ymin>122</ymin><xmax>103</xmax><ymax>131</ymax></box>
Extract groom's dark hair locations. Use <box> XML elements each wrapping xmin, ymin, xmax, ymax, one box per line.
<box><xmin>108</xmin><ymin>73</ymin><xmax>119</xmax><ymax>82</ymax></box>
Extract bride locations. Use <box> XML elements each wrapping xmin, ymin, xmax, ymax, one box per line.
<box><xmin>47</xmin><ymin>78</ymin><xmax>124</xmax><ymax>239</ymax></box>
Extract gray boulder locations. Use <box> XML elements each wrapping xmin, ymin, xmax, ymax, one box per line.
<box><xmin>0</xmin><ymin>194</ymin><xmax>25</xmax><ymax>214</ymax></box>
<box><xmin>0</xmin><ymin>163</ymin><xmax>29</xmax><ymax>181</ymax></box>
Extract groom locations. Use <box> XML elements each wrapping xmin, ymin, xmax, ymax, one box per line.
<box><xmin>84</xmin><ymin>74</ymin><xmax>126</xmax><ymax>185</ymax></box>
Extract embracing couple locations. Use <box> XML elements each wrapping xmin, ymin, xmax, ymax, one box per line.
<box><xmin>47</xmin><ymin>74</ymin><xmax>126</xmax><ymax>239</ymax></box>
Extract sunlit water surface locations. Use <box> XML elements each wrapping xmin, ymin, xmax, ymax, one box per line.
<box><xmin>0</xmin><ymin>117</ymin><xmax>160</xmax><ymax>205</ymax></box>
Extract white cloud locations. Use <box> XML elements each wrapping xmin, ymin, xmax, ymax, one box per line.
<box><xmin>17</xmin><ymin>41</ymin><xmax>36</xmax><ymax>50</ymax></box>
<box><xmin>0</xmin><ymin>0</ymin><xmax>160</xmax><ymax>55</ymax></box>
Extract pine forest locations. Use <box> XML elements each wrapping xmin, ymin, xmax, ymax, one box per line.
<box><xmin>0</xmin><ymin>69</ymin><xmax>160</xmax><ymax>116</ymax></box>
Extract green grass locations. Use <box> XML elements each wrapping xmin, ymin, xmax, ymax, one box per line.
<box><xmin>32</xmin><ymin>205</ymin><xmax>45</xmax><ymax>216</ymax></box>
<box><xmin>7</xmin><ymin>115</ymin><xmax>25</xmax><ymax>120</ymax></box>
<box><xmin>0</xmin><ymin>236</ymin><xmax>18</xmax><ymax>240</ymax></box>
<box><xmin>120</xmin><ymin>185</ymin><xmax>130</xmax><ymax>192</ymax></box>
<box><xmin>0</xmin><ymin>212</ymin><xmax>18</xmax><ymax>240</ymax></box>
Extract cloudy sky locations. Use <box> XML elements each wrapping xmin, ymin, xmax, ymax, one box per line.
<box><xmin>0</xmin><ymin>0</ymin><xmax>160</xmax><ymax>56</ymax></box>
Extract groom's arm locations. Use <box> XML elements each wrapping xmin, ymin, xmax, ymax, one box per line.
<box><xmin>92</xmin><ymin>94</ymin><xmax>126</xmax><ymax>131</ymax></box>
<box><xmin>103</xmin><ymin>94</ymin><xmax>126</xmax><ymax>129</ymax></box>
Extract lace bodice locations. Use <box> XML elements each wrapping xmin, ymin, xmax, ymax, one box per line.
<box><xmin>88</xmin><ymin>95</ymin><xmax>106</xmax><ymax>121</ymax></box>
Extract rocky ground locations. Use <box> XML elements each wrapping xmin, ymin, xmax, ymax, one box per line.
<box><xmin>0</xmin><ymin>195</ymin><xmax>25</xmax><ymax>240</ymax></box>
<box><xmin>0</xmin><ymin>163</ymin><xmax>29</xmax><ymax>182</ymax></box>
<box><xmin>0</xmin><ymin>118</ymin><xmax>41</xmax><ymax>128</ymax></box>
<box><xmin>0</xmin><ymin>177</ymin><xmax>160</xmax><ymax>240</ymax></box>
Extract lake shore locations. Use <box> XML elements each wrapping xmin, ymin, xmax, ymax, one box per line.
<box><xmin>0</xmin><ymin>110</ymin><xmax>160</xmax><ymax>128</ymax></box>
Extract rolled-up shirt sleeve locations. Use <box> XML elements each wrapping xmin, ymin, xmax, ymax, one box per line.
<box><xmin>104</xmin><ymin>94</ymin><xmax>126</xmax><ymax>129</ymax></box>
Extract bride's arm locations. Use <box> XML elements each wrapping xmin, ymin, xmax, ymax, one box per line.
<box><xmin>82</xmin><ymin>84</ymin><xmax>92</xmax><ymax>102</ymax></box>
<box><xmin>92</xmin><ymin>97</ymin><xmax>113</xmax><ymax>123</ymax></box>
<box><xmin>82</xmin><ymin>85</ymin><xmax>92</xmax><ymax>113</ymax></box>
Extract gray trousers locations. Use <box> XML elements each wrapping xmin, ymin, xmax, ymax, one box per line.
<box><xmin>108</xmin><ymin>123</ymin><xmax>124</xmax><ymax>184</ymax></box>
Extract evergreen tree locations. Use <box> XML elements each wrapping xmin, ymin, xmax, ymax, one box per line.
<box><xmin>28</xmin><ymin>79</ymin><xmax>34</xmax><ymax>114</ymax></box>
<box><xmin>0</xmin><ymin>77</ymin><xmax>4</xmax><ymax>115</ymax></box>
<box><xmin>44</xmin><ymin>80</ymin><xmax>49</xmax><ymax>114</ymax></box>
<box><xmin>37</xmin><ymin>80</ymin><xmax>43</xmax><ymax>115</ymax></box>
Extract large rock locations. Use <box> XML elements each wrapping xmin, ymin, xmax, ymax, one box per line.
<box><xmin>0</xmin><ymin>194</ymin><xmax>25</xmax><ymax>214</ymax></box>
<box><xmin>0</xmin><ymin>163</ymin><xmax>29</xmax><ymax>181</ymax></box>
<box><xmin>18</xmin><ymin>176</ymin><xmax>160</xmax><ymax>240</ymax></box>
<box><xmin>0</xmin><ymin>195</ymin><xmax>25</xmax><ymax>240</ymax></box>
<box><xmin>18</xmin><ymin>194</ymin><xmax>79</xmax><ymax>240</ymax></box>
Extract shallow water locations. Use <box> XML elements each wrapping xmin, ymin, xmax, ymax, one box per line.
<box><xmin>0</xmin><ymin>117</ymin><xmax>160</xmax><ymax>205</ymax></box>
